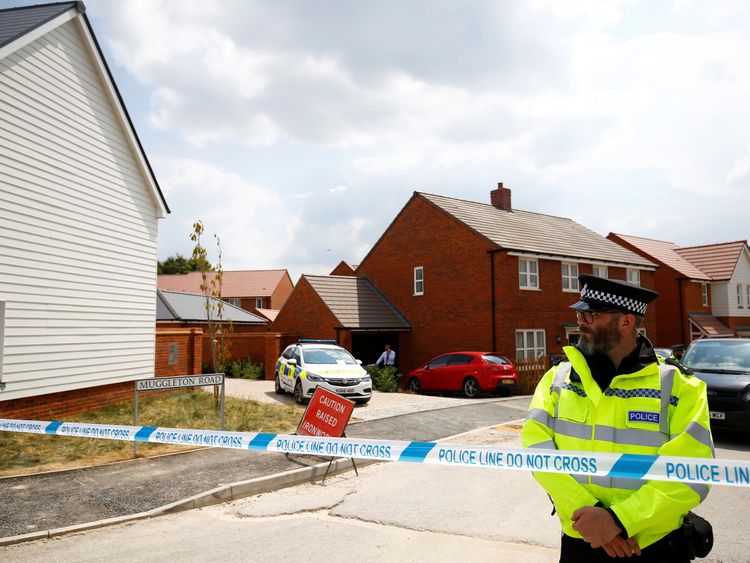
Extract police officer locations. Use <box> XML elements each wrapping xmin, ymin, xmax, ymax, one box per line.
<box><xmin>522</xmin><ymin>274</ymin><xmax>714</xmax><ymax>561</ymax></box>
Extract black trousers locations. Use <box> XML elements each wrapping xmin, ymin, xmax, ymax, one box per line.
<box><xmin>560</xmin><ymin>534</ymin><xmax>691</xmax><ymax>563</ymax></box>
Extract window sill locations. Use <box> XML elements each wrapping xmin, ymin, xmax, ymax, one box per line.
<box><xmin>519</xmin><ymin>286</ymin><xmax>541</xmax><ymax>291</ymax></box>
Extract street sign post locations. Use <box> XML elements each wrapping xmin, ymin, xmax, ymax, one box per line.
<box><xmin>133</xmin><ymin>374</ymin><xmax>225</xmax><ymax>456</ymax></box>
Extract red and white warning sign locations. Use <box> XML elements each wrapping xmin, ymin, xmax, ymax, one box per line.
<box><xmin>296</xmin><ymin>387</ymin><xmax>355</xmax><ymax>438</ymax></box>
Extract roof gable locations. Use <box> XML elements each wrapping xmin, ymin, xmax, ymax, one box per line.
<box><xmin>158</xmin><ymin>270</ymin><xmax>291</xmax><ymax>298</ymax></box>
<box><xmin>609</xmin><ymin>233</ymin><xmax>711</xmax><ymax>280</ymax></box>
<box><xmin>0</xmin><ymin>1</ymin><xmax>169</xmax><ymax>216</ymax></box>
<box><xmin>675</xmin><ymin>241</ymin><xmax>749</xmax><ymax>281</ymax></box>
<box><xmin>418</xmin><ymin>192</ymin><xmax>655</xmax><ymax>268</ymax></box>
<box><xmin>304</xmin><ymin>275</ymin><xmax>410</xmax><ymax>330</ymax></box>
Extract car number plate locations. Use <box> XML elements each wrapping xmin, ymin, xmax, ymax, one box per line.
<box><xmin>501</xmin><ymin>380</ymin><xmax>514</xmax><ymax>384</ymax></box>
<box><xmin>710</xmin><ymin>411</ymin><xmax>725</xmax><ymax>420</ymax></box>
<box><xmin>336</xmin><ymin>388</ymin><xmax>354</xmax><ymax>394</ymax></box>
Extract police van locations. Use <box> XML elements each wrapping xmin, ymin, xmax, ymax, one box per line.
<box><xmin>274</xmin><ymin>340</ymin><xmax>372</xmax><ymax>405</ymax></box>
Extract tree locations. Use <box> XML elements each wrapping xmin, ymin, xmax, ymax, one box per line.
<box><xmin>157</xmin><ymin>253</ymin><xmax>202</xmax><ymax>275</ymax></box>
<box><xmin>190</xmin><ymin>221</ymin><xmax>232</xmax><ymax>407</ymax></box>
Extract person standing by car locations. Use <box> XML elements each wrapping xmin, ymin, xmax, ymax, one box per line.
<box><xmin>670</xmin><ymin>344</ymin><xmax>685</xmax><ymax>362</ymax></box>
<box><xmin>376</xmin><ymin>344</ymin><xmax>396</xmax><ymax>367</ymax></box>
<box><xmin>522</xmin><ymin>274</ymin><xmax>714</xmax><ymax>561</ymax></box>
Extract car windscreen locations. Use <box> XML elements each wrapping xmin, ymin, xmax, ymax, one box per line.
<box><xmin>302</xmin><ymin>348</ymin><xmax>357</xmax><ymax>365</ymax></box>
<box><xmin>683</xmin><ymin>341</ymin><xmax>750</xmax><ymax>373</ymax></box>
<box><xmin>482</xmin><ymin>354</ymin><xmax>511</xmax><ymax>365</ymax></box>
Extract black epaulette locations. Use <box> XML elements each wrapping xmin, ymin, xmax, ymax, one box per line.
<box><xmin>664</xmin><ymin>356</ymin><xmax>693</xmax><ymax>376</ymax></box>
<box><xmin>552</xmin><ymin>353</ymin><xmax>568</xmax><ymax>367</ymax></box>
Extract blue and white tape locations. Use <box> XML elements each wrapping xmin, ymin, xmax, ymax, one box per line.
<box><xmin>2</xmin><ymin>418</ymin><xmax>748</xmax><ymax>488</ymax></box>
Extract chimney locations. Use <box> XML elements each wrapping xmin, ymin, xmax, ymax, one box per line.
<box><xmin>490</xmin><ymin>182</ymin><xmax>512</xmax><ymax>211</ymax></box>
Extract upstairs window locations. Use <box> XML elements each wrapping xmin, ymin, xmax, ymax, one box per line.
<box><xmin>519</xmin><ymin>259</ymin><xmax>539</xmax><ymax>289</ymax></box>
<box><xmin>747</xmin><ymin>285</ymin><xmax>750</xmax><ymax>308</ymax></box>
<box><xmin>701</xmin><ymin>283</ymin><xmax>709</xmax><ymax>307</ymax></box>
<box><xmin>515</xmin><ymin>329</ymin><xmax>546</xmax><ymax>361</ymax></box>
<box><xmin>561</xmin><ymin>263</ymin><xmax>579</xmax><ymax>292</ymax></box>
<box><xmin>627</xmin><ymin>269</ymin><xmax>641</xmax><ymax>286</ymax></box>
<box><xmin>592</xmin><ymin>265</ymin><xmax>608</xmax><ymax>279</ymax></box>
<box><xmin>738</xmin><ymin>284</ymin><xmax>744</xmax><ymax>309</ymax></box>
<box><xmin>414</xmin><ymin>267</ymin><xmax>424</xmax><ymax>296</ymax></box>
<box><xmin>225</xmin><ymin>298</ymin><xmax>241</xmax><ymax>308</ymax></box>
<box><xmin>255</xmin><ymin>297</ymin><xmax>264</xmax><ymax>309</ymax></box>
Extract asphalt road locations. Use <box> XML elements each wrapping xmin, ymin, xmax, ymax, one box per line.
<box><xmin>0</xmin><ymin>397</ymin><xmax>530</xmax><ymax>539</ymax></box>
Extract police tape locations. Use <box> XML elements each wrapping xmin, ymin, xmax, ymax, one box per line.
<box><xmin>2</xmin><ymin>418</ymin><xmax>748</xmax><ymax>488</ymax></box>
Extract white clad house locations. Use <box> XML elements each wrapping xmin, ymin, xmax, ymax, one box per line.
<box><xmin>0</xmin><ymin>2</ymin><xmax>169</xmax><ymax>412</ymax></box>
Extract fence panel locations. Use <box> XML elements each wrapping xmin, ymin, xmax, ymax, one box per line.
<box><xmin>515</xmin><ymin>357</ymin><xmax>550</xmax><ymax>395</ymax></box>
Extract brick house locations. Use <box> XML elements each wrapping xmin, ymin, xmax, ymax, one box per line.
<box><xmin>608</xmin><ymin>235</ymin><xmax>750</xmax><ymax>342</ymax></box>
<box><xmin>0</xmin><ymin>3</ymin><xmax>170</xmax><ymax>419</ymax></box>
<box><xmin>607</xmin><ymin>234</ymin><xmax>714</xmax><ymax>347</ymax></box>
<box><xmin>157</xmin><ymin>269</ymin><xmax>294</xmax><ymax>317</ymax></box>
<box><xmin>355</xmin><ymin>184</ymin><xmax>658</xmax><ymax>375</ymax></box>
<box><xmin>272</xmin><ymin>275</ymin><xmax>410</xmax><ymax>365</ymax></box>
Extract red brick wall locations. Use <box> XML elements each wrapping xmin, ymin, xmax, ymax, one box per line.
<box><xmin>270</xmin><ymin>273</ymin><xmax>294</xmax><ymax>310</ymax></box>
<box><xmin>357</xmin><ymin>196</ymin><xmax>495</xmax><ymax>373</ymax></box>
<box><xmin>330</xmin><ymin>262</ymin><xmax>356</xmax><ymax>276</ymax></box>
<box><xmin>273</xmin><ymin>277</ymin><xmax>343</xmax><ymax>342</ymax></box>
<box><xmin>155</xmin><ymin>328</ymin><xmax>203</xmax><ymax>376</ymax></box>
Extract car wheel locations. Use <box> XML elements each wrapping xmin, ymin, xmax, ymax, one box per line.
<box><xmin>408</xmin><ymin>377</ymin><xmax>422</xmax><ymax>394</ymax></box>
<box><xmin>294</xmin><ymin>380</ymin><xmax>307</xmax><ymax>405</ymax></box>
<box><xmin>274</xmin><ymin>373</ymin><xmax>284</xmax><ymax>395</ymax></box>
<box><xmin>463</xmin><ymin>377</ymin><xmax>482</xmax><ymax>398</ymax></box>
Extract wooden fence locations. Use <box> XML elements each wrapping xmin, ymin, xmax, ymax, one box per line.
<box><xmin>515</xmin><ymin>357</ymin><xmax>550</xmax><ymax>395</ymax></box>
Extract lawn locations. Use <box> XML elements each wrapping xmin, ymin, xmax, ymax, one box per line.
<box><xmin>0</xmin><ymin>391</ymin><xmax>304</xmax><ymax>477</ymax></box>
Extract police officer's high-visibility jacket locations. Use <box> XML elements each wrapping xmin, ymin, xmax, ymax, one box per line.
<box><xmin>521</xmin><ymin>342</ymin><xmax>714</xmax><ymax>549</ymax></box>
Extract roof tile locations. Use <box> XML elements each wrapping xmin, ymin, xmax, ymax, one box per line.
<box><xmin>158</xmin><ymin>270</ymin><xmax>290</xmax><ymax>298</ymax></box>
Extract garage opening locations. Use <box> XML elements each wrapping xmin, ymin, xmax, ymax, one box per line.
<box><xmin>352</xmin><ymin>332</ymin><xmax>402</xmax><ymax>368</ymax></box>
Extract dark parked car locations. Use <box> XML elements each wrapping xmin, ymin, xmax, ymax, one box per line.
<box><xmin>407</xmin><ymin>351</ymin><xmax>518</xmax><ymax>398</ymax></box>
<box><xmin>681</xmin><ymin>338</ymin><xmax>750</xmax><ymax>430</ymax></box>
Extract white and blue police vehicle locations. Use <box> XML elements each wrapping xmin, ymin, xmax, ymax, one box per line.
<box><xmin>274</xmin><ymin>340</ymin><xmax>372</xmax><ymax>405</ymax></box>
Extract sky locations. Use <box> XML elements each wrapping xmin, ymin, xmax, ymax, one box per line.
<box><xmin>7</xmin><ymin>0</ymin><xmax>750</xmax><ymax>282</ymax></box>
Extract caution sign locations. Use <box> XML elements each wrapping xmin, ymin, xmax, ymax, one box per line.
<box><xmin>296</xmin><ymin>387</ymin><xmax>354</xmax><ymax>438</ymax></box>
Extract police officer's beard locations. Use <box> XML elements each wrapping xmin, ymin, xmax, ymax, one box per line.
<box><xmin>577</xmin><ymin>317</ymin><xmax>622</xmax><ymax>356</ymax></box>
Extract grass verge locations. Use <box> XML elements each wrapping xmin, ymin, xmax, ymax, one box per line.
<box><xmin>0</xmin><ymin>391</ymin><xmax>304</xmax><ymax>477</ymax></box>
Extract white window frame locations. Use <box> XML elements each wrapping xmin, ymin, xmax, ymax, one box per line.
<box><xmin>519</xmin><ymin>258</ymin><xmax>539</xmax><ymax>290</ymax></box>
<box><xmin>747</xmin><ymin>285</ymin><xmax>750</xmax><ymax>308</ymax></box>
<box><xmin>701</xmin><ymin>283</ymin><xmax>709</xmax><ymax>307</ymax></box>
<box><xmin>561</xmin><ymin>262</ymin><xmax>579</xmax><ymax>292</ymax></box>
<box><xmin>515</xmin><ymin>329</ymin><xmax>546</xmax><ymax>361</ymax></box>
<box><xmin>592</xmin><ymin>264</ymin><xmax>608</xmax><ymax>279</ymax></box>
<box><xmin>413</xmin><ymin>266</ymin><xmax>424</xmax><ymax>296</ymax></box>
<box><xmin>738</xmin><ymin>284</ymin><xmax>744</xmax><ymax>309</ymax></box>
<box><xmin>226</xmin><ymin>298</ymin><xmax>242</xmax><ymax>308</ymax></box>
<box><xmin>255</xmin><ymin>297</ymin><xmax>264</xmax><ymax>309</ymax></box>
<box><xmin>627</xmin><ymin>269</ymin><xmax>641</xmax><ymax>286</ymax></box>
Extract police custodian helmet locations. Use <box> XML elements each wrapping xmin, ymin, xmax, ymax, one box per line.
<box><xmin>570</xmin><ymin>274</ymin><xmax>659</xmax><ymax>316</ymax></box>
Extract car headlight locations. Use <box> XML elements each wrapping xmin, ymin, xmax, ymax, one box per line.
<box><xmin>306</xmin><ymin>373</ymin><xmax>323</xmax><ymax>382</ymax></box>
<box><xmin>362</xmin><ymin>375</ymin><xmax>372</xmax><ymax>381</ymax></box>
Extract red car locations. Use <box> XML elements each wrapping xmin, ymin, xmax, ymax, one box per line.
<box><xmin>407</xmin><ymin>351</ymin><xmax>518</xmax><ymax>398</ymax></box>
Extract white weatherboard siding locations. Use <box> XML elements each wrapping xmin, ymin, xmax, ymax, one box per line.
<box><xmin>0</xmin><ymin>19</ymin><xmax>159</xmax><ymax>400</ymax></box>
<box><xmin>710</xmin><ymin>282</ymin><xmax>730</xmax><ymax>318</ymax></box>
<box><xmin>729</xmin><ymin>250</ymin><xmax>750</xmax><ymax>318</ymax></box>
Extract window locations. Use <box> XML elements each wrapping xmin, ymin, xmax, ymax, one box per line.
<box><xmin>0</xmin><ymin>300</ymin><xmax>5</xmax><ymax>383</ymax></box>
<box><xmin>168</xmin><ymin>343</ymin><xmax>179</xmax><ymax>366</ymax></box>
<box><xmin>427</xmin><ymin>355</ymin><xmax>451</xmax><ymax>369</ymax></box>
<box><xmin>701</xmin><ymin>283</ymin><xmax>709</xmax><ymax>307</ymax></box>
<box><xmin>226</xmin><ymin>298</ymin><xmax>241</xmax><ymax>308</ymax></box>
<box><xmin>519</xmin><ymin>259</ymin><xmax>539</xmax><ymax>289</ymax></box>
<box><xmin>592</xmin><ymin>265</ymin><xmax>608</xmax><ymax>279</ymax></box>
<box><xmin>414</xmin><ymin>266</ymin><xmax>424</xmax><ymax>296</ymax></box>
<box><xmin>747</xmin><ymin>285</ymin><xmax>750</xmax><ymax>308</ymax></box>
<box><xmin>515</xmin><ymin>329</ymin><xmax>546</xmax><ymax>361</ymax></box>
<box><xmin>627</xmin><ymin>269</ymin><xmax>641</xmax><ymax>286</ymax></box>
<box><xmin>561</xmin><ymin>263</ymin><xmax>579</xmax><ymax>292</ymax></box>
<box><xmin>738</xmin><ymin>284</ymin><xmax>744</xmax><ymax>309</ymax></box>
<box><xmin>255</xmin><ymin>298</ymin><xmax>264</xmax><ymax>309</ymax></box>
